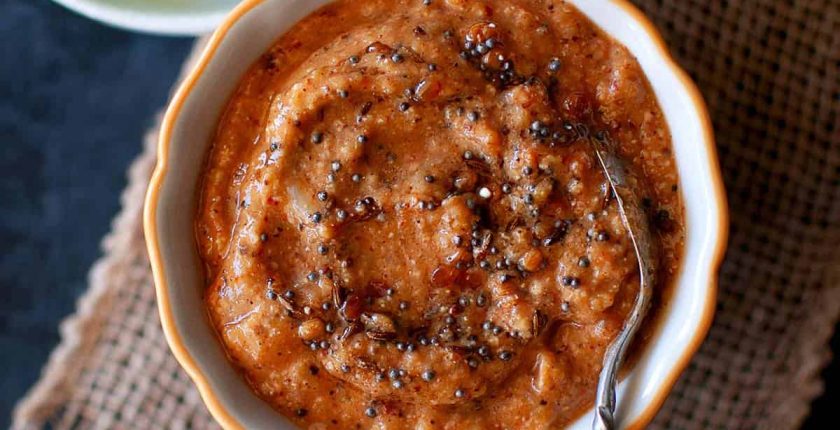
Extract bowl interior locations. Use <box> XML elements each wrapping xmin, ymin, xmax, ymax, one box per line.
<box><xmin>151</xmin><ymin>0</ymin><xmax>723</xmax><ymax>428</ymax></box>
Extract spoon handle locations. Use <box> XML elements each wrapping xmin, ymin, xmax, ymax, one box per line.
<box><xmin>590</xmin><ymin>138</ymin><xmax>656</xmax><ymax>430</ymax></box>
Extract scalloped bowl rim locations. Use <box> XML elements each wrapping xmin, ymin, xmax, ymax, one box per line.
<box><xmin>144</xmin><ymin>0</ymin><xmax>728</xmax><ymax>428</ymax></box>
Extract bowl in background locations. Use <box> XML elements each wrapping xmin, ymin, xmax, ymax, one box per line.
<box><xmin>51</xmin><ymin>0</ymin><xmax>238</xmax><ymax>35</ymax></box>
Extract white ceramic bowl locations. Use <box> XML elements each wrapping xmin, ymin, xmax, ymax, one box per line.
<box><xmin>145</xmin><ymin>1</ymin><xmax>728</xmax><ymax>428</ymax></box>
<box><xmin>51</xmin><ymin>0</ymin><xmax>237</xmax><ymax>35</ymax></box>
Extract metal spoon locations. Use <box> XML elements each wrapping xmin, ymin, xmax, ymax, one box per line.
<box><xmin>590</xmin><ymin>136</ymin><xmax>657</xmax><ymax>430</ymax></box>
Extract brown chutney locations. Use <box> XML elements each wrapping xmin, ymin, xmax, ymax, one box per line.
<box><xmin>196</xmin><ymin>0</ymin><xmax>684</xmax><ymax>428</ymax></box>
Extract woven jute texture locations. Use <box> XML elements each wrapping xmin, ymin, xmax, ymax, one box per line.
<box><xmin>11</xmin><ymin>1</ymin><xmax>840</xmax><ymax>429</ymax></box>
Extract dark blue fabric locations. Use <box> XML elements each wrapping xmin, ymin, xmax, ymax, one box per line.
<box><xmin>0</xmin><ymin>0</ymin><xmax>192</xmax><ymax>426</ymax></box>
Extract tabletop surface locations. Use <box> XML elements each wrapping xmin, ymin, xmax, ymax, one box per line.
<box><xmin>0</xmin><ymin>0</ymin><xmax>192</xmax><ymax>425</ymax></box>
<box><xmin>0</xmin><ymin>0</ymin><xmax>835</xmax><ymax>428</ymax></box>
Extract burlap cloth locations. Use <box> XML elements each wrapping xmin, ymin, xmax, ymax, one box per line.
<box><xmin>11</xmin><ymin>1</ymin><xmax>840</xmax><ymax>429</ymax></box>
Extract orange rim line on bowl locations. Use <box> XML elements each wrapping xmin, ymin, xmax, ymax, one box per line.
<box><xmin>143</xmin><ymin>1</ymin><xmax>729</xmax><ymax>428</ymax></box>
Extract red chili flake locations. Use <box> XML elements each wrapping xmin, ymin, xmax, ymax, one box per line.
<box><xmin>461</xmin><ymin>270</ymin><xmax>484</xmax><ymax>289</ymax></box>
<box><xmin>465</xmin><ymin>22</ymin><xmax>498</xmax><ymax>44</ymax></box>
<box><xmin>341</xmin><ymin>294</ymin><xmax>363</xmax><ymax>321</ymax></box>
<box><xmin>365</xmin><ymin>42</ymin><xmax>391</xmax><ymax>54</ymax></box>
<box><xmin>367</xmin><ymin>280</ymin><xmax>390</xmax><ymax>297</ymax></box>
<box><xmin>431</xmin><ymin>265</ymin><xmax>460</xmax><ymax>287</ymax></box>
